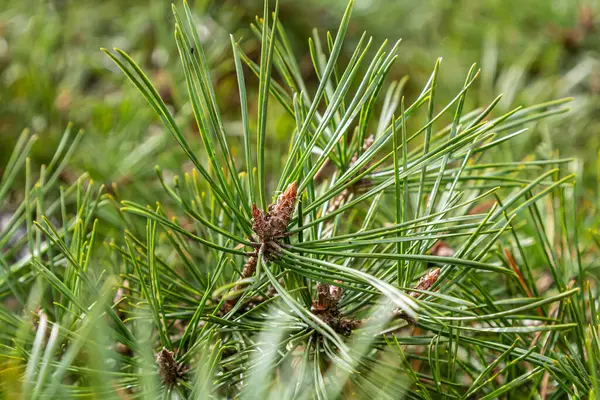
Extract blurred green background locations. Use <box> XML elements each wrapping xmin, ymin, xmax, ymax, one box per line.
<box><xmin>1</xmin><ymin>0</ymin><xmax>599</xmax><ymax>196</ymax></box>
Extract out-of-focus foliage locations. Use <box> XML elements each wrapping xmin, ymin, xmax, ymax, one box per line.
<box><xmin>1</xmin><ymin>0</ymin><xmax>241</xmax><ymax>194</ymax></box>
<box><xmin>2</xmin><ymin>0</ymin><xmax>599</xmax><ymax>186</ymax></box>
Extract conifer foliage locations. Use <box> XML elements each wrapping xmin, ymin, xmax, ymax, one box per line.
<box><xmin>1</xmin><ymin>0</ymin><xmax>598</xmax><ymax>398</ymax></box>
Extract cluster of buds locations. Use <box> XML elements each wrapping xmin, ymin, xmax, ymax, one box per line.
<box><xmin>311</xmin><ymin>269</ymin><xmax>442</xmax><ymax>335</ymax></box>
<box><xmin>222</xmin><ymin>182</ymin><xmax>298</xmax><ymax>313</ymax></box>
<box><xmin>250</xmin><ymin>181</ymin><xmax>298</xmax><ymax>260</ymax></box>
<box><xmin>155</xmin><ymin>347</ymin><xmax>186</xmax><ymax>387</ymax></box>
<box><xmin>311</xmin><ymin>281</ymin><xmax>360</xmax><ymax>336</ymax></box>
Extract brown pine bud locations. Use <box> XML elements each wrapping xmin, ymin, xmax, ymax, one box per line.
<box><xmin>252</xmin><ymin>204</ymin><xmax>269</xmax><ymax>240</ymax></box>
<box><xmin>156</xmin><ymin>347</ymin><xmax>186</xmax><ymax>386</ymax></box>
<box><xmin>268</xmin><ymin>181</ymin><xmax>298</xmax><ymax>237</ymax></box>
<box><xmin>409</xmin><ymin>268</ymin><xmax>441</xmax><ymax>298</ymax></box>
<box><xmin>330</xmin><ymin>280</ymin><xmax>343</xmax><ymax>302</ymax></box>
